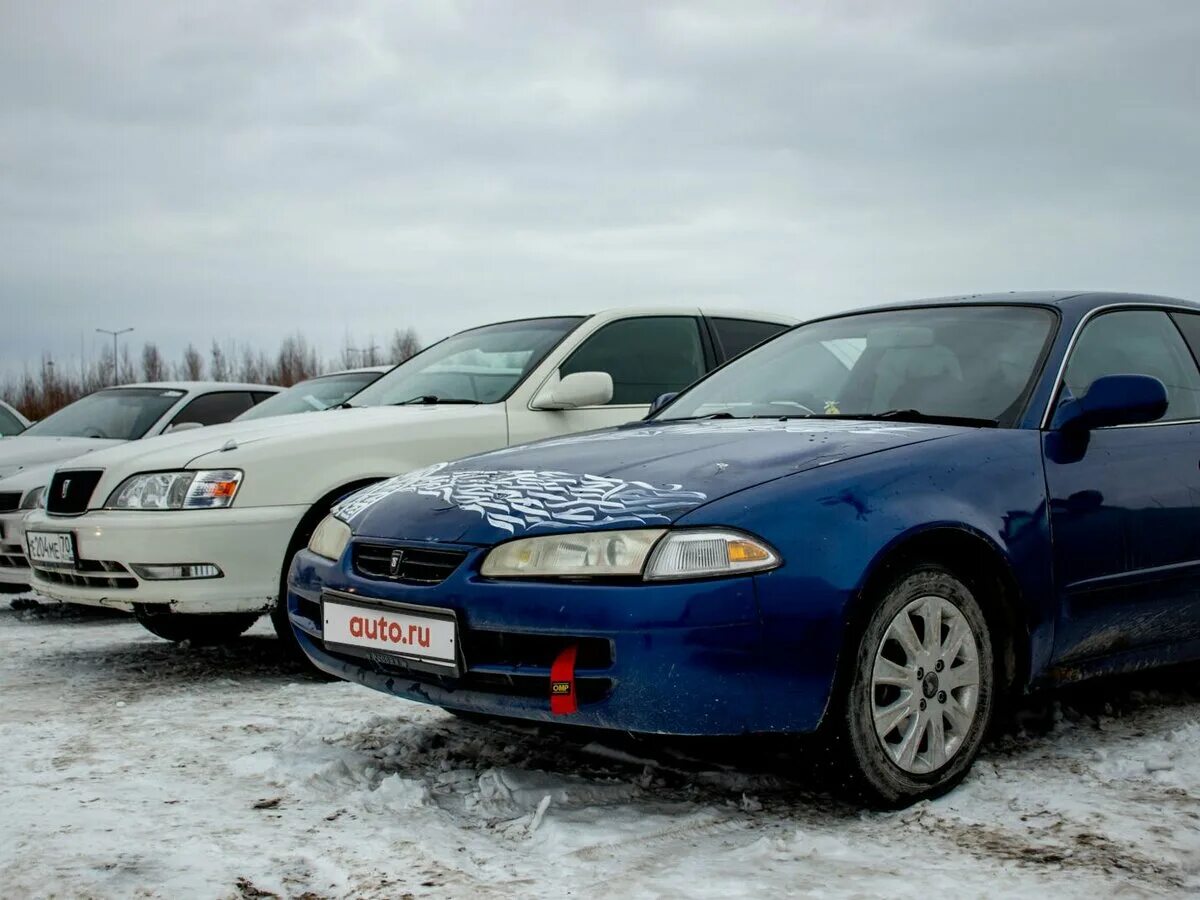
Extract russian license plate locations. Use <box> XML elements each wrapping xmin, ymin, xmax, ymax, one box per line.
<box><xmin>26</xmin><ymin>531</ymin><xmax>76</xmax><ymax>567</ymax></box>
<box><xmin>322</xmin><ymin>593</ymin><xmax>459</xmax><ymax>673</ymax></box>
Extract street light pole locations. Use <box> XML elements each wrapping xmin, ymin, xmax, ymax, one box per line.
<box><xmin>96</xmin><ymin>327</ymin><xmax>134</xmax><ymax>385</ymax></box>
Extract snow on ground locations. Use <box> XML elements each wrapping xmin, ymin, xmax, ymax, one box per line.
<box><xmin>3</xmin><ymin>596</ymin><xmax>1200</xmax><ymax>899</ymax></box>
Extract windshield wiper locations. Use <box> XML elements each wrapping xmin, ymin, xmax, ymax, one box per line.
<box><xmin>850</xmin><ymin>409</ymin><xmax>998</xmax><ymax>427</ymax></box>
<box><xmin>657</xmin><ymin>412</ymin><xmax>742</xmax><ymax>422</ymax></box>
<box><xmin>394</xmin><ymin>395</ymin><xmax>481</xmax><ymax>406</ymax></box>
<box><xmin>750</xmin><ymin>409</ymin><xmax>997</xmax><ymax>428</ymax></box>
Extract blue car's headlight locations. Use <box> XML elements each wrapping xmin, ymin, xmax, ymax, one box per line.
<box><xmin>645</xmin><ymin>529</ymin><xmax>780</xmax><ymax>580</ymax></box>
<box><xmin>481</xmin><ymin>528</ymin><xmax>780</xmax><ymax>580</ymax></box>
<box><xmin>309</xmin><ymin>515</ymin><xmax>352</xmax><ymax>561</ymax></box>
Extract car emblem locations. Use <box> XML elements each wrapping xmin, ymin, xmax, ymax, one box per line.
<box><xmin>388</xmin><ymin>549</ymin><xmax>405</xmax><ymax>577</ymax></box>
<box><xmin>60</xmin><ymin>479</ymin><xmax>71</xmax><ymax>499</ymax></box>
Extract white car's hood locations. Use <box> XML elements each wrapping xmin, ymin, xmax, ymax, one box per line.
<box><xmin>0</xmin><ymin>436</ymin><xmax>124</xmax><ymax>479</ymax></box>
<box><xmin>60</xmin><ymin>404</ymin><xmax>507</xmax><ymax>502</ymax></box>
<box><xmin>0</xmin><ymin>461</ymin><xmax>60</xmax><ymax>494</ymax></box>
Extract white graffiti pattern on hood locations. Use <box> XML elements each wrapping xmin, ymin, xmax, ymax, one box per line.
<box><xmin>334</xmin><ymin>462</ymin><xmax>709</xmax><ymax>534</ymax></box>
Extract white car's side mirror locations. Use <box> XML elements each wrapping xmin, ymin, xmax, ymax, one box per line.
<box><xmin>531</xmin><ymin>371</ymin><xmax>614</xmax><ymax>410</ymax></box>
<box><xmin>166</xmin><ymin>421</ymin><xmax>205</xmax><ymax>434</ymax></box>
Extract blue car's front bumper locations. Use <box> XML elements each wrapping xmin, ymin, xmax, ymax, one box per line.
<box><xmin>289</xmin><ymin>541</ymin><xmax>834</xmax><ymax>735</ymax></box>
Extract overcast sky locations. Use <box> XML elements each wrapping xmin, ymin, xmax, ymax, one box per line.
<box><xmin>3</xmin><ymin>1</ymin><xmax>1199</xmax><ymax>377</ymax></box>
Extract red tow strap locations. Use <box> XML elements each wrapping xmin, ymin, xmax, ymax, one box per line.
<box><xmin>550</xmin><ymin>644</ymin><xmax>579</xmax><ymax>715</ymax></box>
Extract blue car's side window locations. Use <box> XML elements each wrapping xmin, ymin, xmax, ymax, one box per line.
<box><xmin>1063</xmin><ymin>310</ymin><xmax>1200</xmax><ymax>423</ymax></box>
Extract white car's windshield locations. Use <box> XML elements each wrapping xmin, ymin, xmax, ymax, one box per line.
<box><xmin>236</xmin><ymin>371</ymin><xmax>384</xmax><ymax>421</ymax></box>
<box><xmin>659</xmin><ymin>305</ymin><xmax>1057</xmax><ymax>427</ymax></box>
<box><xmin>22</xmin><ymin>387</ymin><xmax>186</xmax><ymax>440</ymax></box>
<box><xmin>348</xmin><ymin>317</ymin><xmax>584</xmax><ymax>407</ymax></box>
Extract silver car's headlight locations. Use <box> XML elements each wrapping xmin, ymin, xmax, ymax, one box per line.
<box><xmin>20</xmin><ymin>485</ymin><xmax>46</xmax><ymax>510</ymax></box>
<box><xmin>308</xmin><ymin>515</ymin><xmax>352</xmax><ymax>561</ymax></box>
<box><xmin>481</xmin><ymin>528</ymin><xmax>780</xmax><ymax>580</ymax></box>
<box><xmin>106</xmin><ymin>470</ymin><xmax>243</xmax><ymax>510</ymax></box>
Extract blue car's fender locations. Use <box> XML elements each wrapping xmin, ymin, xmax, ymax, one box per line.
<box><xmin>675</xmin><ymin>428</ymin><xmax>1054</xmax><ymax>730</ymax></box>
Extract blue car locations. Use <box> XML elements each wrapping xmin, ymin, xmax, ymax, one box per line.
<box><xmin>289</xmin><ymin>291</ymin><xmax>1200</xmax><ymax>805</ymax></box>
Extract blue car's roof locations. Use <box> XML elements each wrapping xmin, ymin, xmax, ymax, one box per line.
<box><xmin>842</xmin><ymin>290</ymin><xmax>1200</xmax><ymax>316</ymax></box>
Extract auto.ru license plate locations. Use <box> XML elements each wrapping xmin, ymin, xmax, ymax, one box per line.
<box><xmin>25</xmin><ymin>531</ymin><xmax>76</xmax><ymax>567</ymax></box>
<box><xmin>321</xmin><ymin>592</ymin><xmax>459</xmax><ymax>674</ymax></box>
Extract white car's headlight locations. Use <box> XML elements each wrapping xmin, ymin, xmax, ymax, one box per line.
<box><xmin>480</xmin><ymin>528</ymin><xmax>781</xmax><ymax>580</ymax></box>
<box><xmin>20</xmin><ymin>485</ymin><xmax>46</xmax><ymax>510</ymax></box>
<box><xmin>308</xmin><ymin>515</ymin><xmax>352</xmax><ymax>561</ymax></box>
<box><xmin>106</xmin><ymin>470</ymin><xmax>243</xmax><ymax>510</ymax></box>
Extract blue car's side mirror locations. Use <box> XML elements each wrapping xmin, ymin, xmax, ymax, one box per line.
<box><xmin>647</xmin><ymin>392</ymin><xmax>678</xmax><ymax>418</ymax></box>
<box><xmin>1053</xmin><ymin>374</ymin><xmax>1168</xmax><ymax>432</ymax></box>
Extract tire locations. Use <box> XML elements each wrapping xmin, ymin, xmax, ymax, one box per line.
<box><xmin>269</xmin><ymin>581</ymin><xmax>305</xmax><ymax>660</ymax></box>
<box><xmin>134</xmin><ymin>609</ymin><xmax>259</xmax><ymax>645</ymax></box>
<box><xmin>828</xmin><ymin>564</ymin><xmax>995</xmax><ymax>807</ymax></box>
<box><xmin>270</xmin><ymin>484</ymin><xmax>380</xmax><ymax>670</ymax></box>
<box><xmin>271</xmin><ymin>523</ymin><xmax>321</xmax><ymax>665</ymax></box>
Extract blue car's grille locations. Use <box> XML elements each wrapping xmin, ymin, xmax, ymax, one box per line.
<box><xmin>352</xmin><ymin>542</ymin><xmax>467</xmax><ymax>584</ymax></box>
<box><xmin>463</xmin><ymin>630</ymin><xmax>613</xmax><ymax>670</ymax></box>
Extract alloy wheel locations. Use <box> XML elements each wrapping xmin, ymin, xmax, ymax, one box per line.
<box><xmin>870</xmin><ymin>595</ymin><xmax>981</xmax><ymax>775</ymax></box>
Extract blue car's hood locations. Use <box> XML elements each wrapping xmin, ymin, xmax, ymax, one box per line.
<box><xmin>340</xmin><ymin>419</ymin><xmax>960</xmax><ymax>546</ymax></box>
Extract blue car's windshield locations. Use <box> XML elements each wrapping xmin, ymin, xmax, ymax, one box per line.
<box><xmin>659</xmin><ymin>305</ymin><xmax>1057</xmax><ymax>427</ymax></box>
<box><xmin>347</xmin><ymin>317</ymin><xmax>585</xmax><ymax>407</ymax></box>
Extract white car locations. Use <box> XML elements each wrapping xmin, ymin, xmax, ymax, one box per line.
<box><xmin>0</xmin><ymin>381</ymin><xmax>281</xmax><ymax>479</ymax></box>
<box><xmin>0</xmin><ymin>400</ymin><xmax>29</xmax><ymax>437</ymax></box>
<box><xmin>21</xmin><ymin>308</ymin><xmax>793</xmax><ymax>648</ymax></box>
<box><xmin>0</xmin><ymin>381</ymin><xmax>281</xmax><ymax>590</ymax></box>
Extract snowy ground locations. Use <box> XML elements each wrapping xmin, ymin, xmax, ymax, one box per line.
<box><xmin>3</xmin><ymin>596</ymin><xmax>1200</xmax><ymax>899</ymax></box>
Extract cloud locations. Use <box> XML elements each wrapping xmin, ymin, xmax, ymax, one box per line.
<box><xmin>2</xmin><ymin>1</ymin><xmax>1199</xmax><ymax>377</ymax></box>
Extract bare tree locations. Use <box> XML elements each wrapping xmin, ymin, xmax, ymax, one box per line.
<box><xmin>210</xmin><ymin>340</ymin><xmax>230</xmax><ymax>382</ymax></box>
<box><xmin>118</xmin><ymin>345</ymin><xmax>137</xmax><ymax>384</ymax></box>
<box><xmin>238</xmin><ymin>346</ymin><xmax>267</xmax><ymax>383</ymax></box>
<box><xmin>389</xmin><ymin>327</ymin><xmax>421</xmax><ymax>364</ymax></box>
<box><xmin>274</xmin><ymin>333</ymin><xmax>319</xmax><ymax>386</ymax></box>
<box><xmin>179</xmin><ymin>344</ymin><xmax>204</xmax><ymax>381</ymax></box>
<box><xmin>97</xmin><ymin>345</ymin><xmax>116</xmax><ymax>387</ymax></box>
<box><xmin>2</xmin><ymin>326</ymin><xmax>424</xmax><ymax>419</ymax></box>
<box><xmin>141</xmin><ymin>342</ymin><xmax>166</xmax><ymax>382</ymax></box>
<box><xmin>339</xmin><ymin>334</ymin><xmax>384</xmax><ymax>368</ymax></box>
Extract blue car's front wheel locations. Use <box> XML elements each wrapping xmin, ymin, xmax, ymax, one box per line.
<box><xmin>834</xmin><ymin>564</ymin><xmax>995</xmax><ymax>807</ymax></box>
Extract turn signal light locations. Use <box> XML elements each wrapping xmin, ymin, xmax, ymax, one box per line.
<box><xmin>728</xmin><ymin>540</ymin><xmax>771</xmax><ymax>563</ymax></box>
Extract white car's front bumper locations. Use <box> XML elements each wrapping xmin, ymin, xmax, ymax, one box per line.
<box><xmin>0</xmin><ymin>508</ymin><xmax>31</xmax><ymax>586</ymax></box>
<box><xmin>23</xmin><ymin>505</ymin><xmax>308</xmax><ymax>613</ymax></box>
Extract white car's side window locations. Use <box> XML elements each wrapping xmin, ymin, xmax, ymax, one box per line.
<box><xmin>559</xmin><ymin>316</ymin><xmax>706</xmax><ymax>406</ymax></box>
